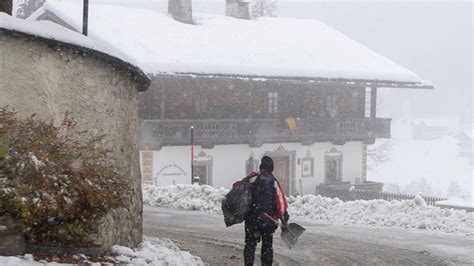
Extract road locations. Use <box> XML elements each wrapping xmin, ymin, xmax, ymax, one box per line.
<box><xmin>143</xmin><ymin>206</ymin><xmax>474</xmax><ymax>265</ymax></box>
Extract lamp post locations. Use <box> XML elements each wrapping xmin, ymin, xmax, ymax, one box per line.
<box><xmin>190</xmin><ymin>126</ymin><xmax>194</xmax><ymax>184</ymax></box>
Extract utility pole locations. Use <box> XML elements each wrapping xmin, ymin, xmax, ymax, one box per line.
<box><xmin>82</xmin><ymin>0</ymin><xmax>89</xmax><ymax>36</ymax></box>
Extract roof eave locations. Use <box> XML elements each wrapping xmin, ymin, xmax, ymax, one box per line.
<box><xmin>149</xmin><ymin>72</ymin><xmax>433</xmax><ymax>89</ymax></box>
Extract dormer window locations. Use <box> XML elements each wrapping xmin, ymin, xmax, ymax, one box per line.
<box><xmin>268</xmin><ymin>92</ymin><xmax>278</xmax><ymax>113</ymax></box>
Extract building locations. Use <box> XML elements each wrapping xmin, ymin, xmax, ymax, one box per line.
<box><xmin>31</xmin><ymin>0</ymin><xmax>432</xmax><ymax>195</ymax></box>
<box><xmin>0</xmin><ymin>12</ymin><xmax>149</xmax><ymax>247</ymax></box>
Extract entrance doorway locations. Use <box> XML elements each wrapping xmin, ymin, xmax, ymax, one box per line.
<box><xmin>272</xmin><ymin>156</ymin><xmax>291</xmax><ymax>195</ymax></box>
<box><xmin>193</xmin><ymin>160</ymin><xmax>212</xmax><ymax>186</ymax></box>
<box><xmin>324</xmin><ymin>148</ymin><xmax>343</xmax><ymax>184</ymax></box>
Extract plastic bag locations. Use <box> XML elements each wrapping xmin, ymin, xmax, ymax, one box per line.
<box><xmin>221</xmin><ymin>179</ymin><xmax>252</xmax><ymax>227</ymax></box>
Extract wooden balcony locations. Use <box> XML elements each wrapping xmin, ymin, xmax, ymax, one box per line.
<box><xmin>141</xmin><ymin>118</ymin><xmax>391</xmax><ymax>149</ymax></box>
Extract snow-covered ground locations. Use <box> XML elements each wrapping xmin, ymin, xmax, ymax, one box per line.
<box><xmin>0</xmin><ymin>236</ymin><xmax>203</xmax><ymax>266</ymax></box>
<box><xmin>110</xmin><ymin>236</ymin><xmax>203</xmax><ymax>265</ymax></box>
<box><xmin>368</xmin><ymin>118</ymin><xmax>473</xmax><ymax>201</ymax></box>
<box><xmin>143</xmin><ymin>184</ymin><xmax>474</xmax><ymax>235</ymax></box>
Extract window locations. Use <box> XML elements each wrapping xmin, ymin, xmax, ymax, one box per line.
<box><xmin>194</xmin><ymin>95</ymin><xmax>208</xmax><ymax>113</ymax></box>
<box><xmin>301</xmin><ymin>157</ymin><xmax>314</xmax><ymax>177</ymax></box>
<box><xmin>365</xmin><ymin>87</ymin><xmax>371</xmax><ymax>118</ymax></box>
<box><xmin>268</xmin><ymin>92</ymin><xmax>278</xmax><ymax>113</ymax></box>
<box><xmin>324</xmin><ymin>148</ymin><xmax>343</xmax><ymax>183</ymax></box>
<box><xmin>326</xmin><ymin>94</ymin><xmax>338</xmax><ymax>118</ymax></box>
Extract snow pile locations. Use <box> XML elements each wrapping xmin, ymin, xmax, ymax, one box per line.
<box><xmin>0</xmin><ymin>254</ymin><xmax>42</xmax><ymax>266</ymax></box>
<box><xmin>0</xmin><ymin>236</ymin><xmax>203</xmax><ymax>265</ymax></box>
<box><xmin>288</xmin><ymin>195</ymin><xmax>474</xmax><ymax>234</ymax></box>
<box><xmin>143</xmin><ymin>184</ymin><xmax>228</xmax><ymax>213</ymax></box>
<box><xmin>143</xmin><ymin>184</ymin><xmax>474</xmax><ymax>235</ymax></box>
<box><xmin>111</xmin><ymin>236</ymin><xmax>204</xmax><ymax>265</ymax></box>
<box><xmin>436</xmin><ymin>199</ymin><xmax>474</xmax><ymax>209</ymax></box>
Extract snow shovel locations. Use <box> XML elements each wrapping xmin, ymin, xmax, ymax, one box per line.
<box><xmin>263</xmin><ymin>212</ymin><xmax>305</xmax><ymax>249</ymax></box>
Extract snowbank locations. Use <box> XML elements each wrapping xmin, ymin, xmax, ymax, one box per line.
<box><xmin>436</xmin><ymin>199</ymin><xmax>474</xmax><ymax>210</ymax></box>
<box><xmin>111</xmin><ymin>236</ymin><xmax>204</xmax><ymax>265</ymax></box>
<box><xmin>143</xmin><ymin>184</ymin><xmax>228</xmax><ymax>213</ymax></box>
<box><xmin>0</xmin><ymin>255</ymin><xmax>41</xmax><ymax>266</ymax></box>
<box><xmin>288</xmin><ymin>194</ymin><xmax>473</xmax><ymax>234</ymax></box>
<box><xmin>143</xmin><ymin>184</ymin><xmax>474</xmax><ymax>235</ymax></box>
<box><xmin>0</xmin><ymin>236</ymin><xmax>203</xmax><ymax>265</ymax></box>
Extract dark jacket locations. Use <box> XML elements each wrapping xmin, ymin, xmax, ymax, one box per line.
<box><xmin>245</xmin><ymin>170</ymin><xmax>288</xmax><ymax>233</ymax></box>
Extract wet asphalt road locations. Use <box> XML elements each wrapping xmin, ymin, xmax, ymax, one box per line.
<box><xmin>143</xmin><ymin>206</ymin><xmax>474</xmax><ymax>266</ymax></box>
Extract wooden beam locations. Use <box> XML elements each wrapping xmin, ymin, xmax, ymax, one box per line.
<box><xmin>158</xmin><ymin>72</ymin><xmax>434</xmax><ymax>90</ymax></box>
<box><xmin>370</xmin><ymin>87</ymin><xmax>377</xmax><ymax>119</ymax></box>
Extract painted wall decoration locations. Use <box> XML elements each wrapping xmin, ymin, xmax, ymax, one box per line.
<box><xmin>156</xmin><ymin>164</ymin><xmax>187</xmax><ymax>177</ymax></box>
<box><xmin>302</xmin><ymin>157</ymin><xmax>314</xmax><ymax>177</ymax></box>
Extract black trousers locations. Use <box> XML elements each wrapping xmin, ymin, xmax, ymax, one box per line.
<box><xmin>244</xmin><ymin>223</ymin><xmax>274</xmax><ymax>266</ymax></box>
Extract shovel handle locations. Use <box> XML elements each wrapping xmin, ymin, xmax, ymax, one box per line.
<box><xmin>262</xmin><ymin>212</ymin><xmax>279</xmax><ymax>225</ymax></box>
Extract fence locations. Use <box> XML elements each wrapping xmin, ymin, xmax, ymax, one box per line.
<box><xmin>316</xmin><ymin>187</ymin><xmax>447</xmax><ymax>206</ymax></box>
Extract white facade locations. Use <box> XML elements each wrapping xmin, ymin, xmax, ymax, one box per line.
<box><xmin>140</xmin><ymin>141</ymin><xmax>363</xmax><ymax>196</ymax></box>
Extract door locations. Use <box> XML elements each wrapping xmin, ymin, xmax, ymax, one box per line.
<box><xmin>324</xmin><ymin>152</ymin><xmax>342</xmax><ymax>184</ymax></box>
<box><xmin>193</xmin><ymin>165</ymin><xmax>207</xmax><ymax>185</ymax></box>
<box><xmin>326</xmin><ymin>160</ymin><xmax>338</xmax><ymax>183</ymax></box>
<box><xmin>272</xmin><ymin>156</ymin><xmax>290</xmax><ymax>195</ymax></box>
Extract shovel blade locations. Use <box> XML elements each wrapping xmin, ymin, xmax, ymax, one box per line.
<box><xmin>280</xmin><ymin>223</ymin><xmax>306</xmax><ymax>249</ymax></box>
<box><xmin>288</xmin><ymin>223</ymin><xmax>305</xmax><ymax>237</ymax></box>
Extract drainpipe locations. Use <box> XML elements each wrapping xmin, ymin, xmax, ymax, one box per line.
<box><xmin>191</xmin><ymin>126</ymin><xmax>194</xmax><ymax>184</ymax></box>
<box><xmin>82</xmin><ymin>0</ymin><xmax>88</xmax><ymax>36</ymax></box>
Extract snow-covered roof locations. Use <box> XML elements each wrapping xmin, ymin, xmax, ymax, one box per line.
<box><xmin>31</xmin><ymin>1</ymin><xmax>430</xmax><ymax>87</ymax></box>
<box><xmin>0</xmin><ymin>12</ymin><xmax>149</xmax><ymax>90</ymax></box>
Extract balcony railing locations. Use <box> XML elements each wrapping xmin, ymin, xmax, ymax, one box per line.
<box><xmin>141</xmin><ymin>118</ymin><xmax>391</xmax><ymax>149</ymax></box>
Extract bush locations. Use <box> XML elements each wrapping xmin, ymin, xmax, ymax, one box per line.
<box><xmin>0</xmin><ymin>108</ymin><xmax>128</xmax><ymax>246</ymax></box>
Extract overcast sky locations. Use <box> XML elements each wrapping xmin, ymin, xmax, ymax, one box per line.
<box><xmin>276</xmin><ymin>1</ymin><xmax>472</xmax><ymax>121</ymax></box>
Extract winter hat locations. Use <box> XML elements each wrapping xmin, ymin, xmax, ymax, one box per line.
<box><xmin>259</xmin><ymin>156</ymin><xmax>274</xmax><ymax>172</ymax></box>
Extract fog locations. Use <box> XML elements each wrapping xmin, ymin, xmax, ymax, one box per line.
<box><xmin>275</xmin><ymin>1</ymin><xmax>472</xmax><ymax>120</ymax></box>
<box><xmin>2</xmin><ymin>0</ymin><xmax>473</xmax><ymax>264</ymax></box>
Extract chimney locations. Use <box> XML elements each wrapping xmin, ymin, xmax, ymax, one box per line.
<box><xmin>168</xmin><ymin>0</ymin><xmax>193</xmax><ymax>24</ymax></box>
<box><xmin>225</xmin><ymin>0</ymin><xmax>250</xmax><ymax>20</ymax></box>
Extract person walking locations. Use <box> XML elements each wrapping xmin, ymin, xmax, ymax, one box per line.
<box><xmin>244</xmin><ymin>156</ymin><xmax>289</xmax><ymax>266</ymax></box>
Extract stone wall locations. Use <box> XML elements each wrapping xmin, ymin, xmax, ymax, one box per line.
<box><xmin>0</xmin><ymin>30</ymin><xmax>148</xmax><ymax>248</ymax></box>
